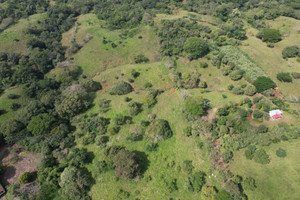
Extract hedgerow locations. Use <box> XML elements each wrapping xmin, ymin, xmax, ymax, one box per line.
<box><xmin>217</xmin><ymin>46</ymin><xmax>265</xmax><ymax>83</ymax></box>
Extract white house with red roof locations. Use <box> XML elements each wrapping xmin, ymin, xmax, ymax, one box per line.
<box><xmin>269</xmin><ymin>109</ymin><xmax>283</xmax><ymax>119</ymax></box>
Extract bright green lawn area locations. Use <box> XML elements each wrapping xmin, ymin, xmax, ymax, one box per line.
<box><xmin>241</xmin><ymin>17</ymin><xmax>300</xmax><ymax>99</ymax></box>
<box><xmin>230</xmin><ymin>139</ymin><xmax>300</xmax><ymax>200</ymax></box>
<box><xmin>0</xmin><ymin>87</ymin><xmax>31</xmax><ymax>122</ymax></box>
<box><xmin>62</xmin><ymin>14</ymin><xmax>160</xmax><ymax>76</ymax></box>
<box><xmin>0</xmin><ymin>13</ymin><xmax>45</xmax><ymax>54</ymax></box>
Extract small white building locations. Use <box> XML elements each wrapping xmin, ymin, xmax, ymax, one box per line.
<box><xmin>269</xmin><ymin>109</ymin><xmax>282</xmax><ymax>119</ymax></box>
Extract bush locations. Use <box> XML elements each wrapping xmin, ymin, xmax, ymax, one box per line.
<box><xmin>276</xmin><ymin>148</ymin><xmax>287</xmax><ymax>158</ymax></box>
<box><xmin>183</xmin><ymin>37</ymin><xmax>210</xmax><ymax>60</ymax></box>
<box><xmin>228</xmin><ymin>84</ymin><xmax>234</xmax><ymax>90</ymax></box>
<box><xmin>134</xmin><ymin>54</ymin><xmax>149</xmax><ymax>63</ymax></box>
<box><xmin>291</xmin><ymin>72</ymin><xmax>300</xmax><ymax>79</ymax></box>
<box><xmin>183</xmin><ymin>126</ymin><xmax>192</xmax><ymax>137</ymax></box>
<box><xmin>253</xmin><ymin>149</ymin><xmax>270</xmax><ymax>164</ymax></box>
<box><xmin>7</xmin><ymin>94</ymin><xmax>20</xmax><ymax>99</ymax></box>
<box><xmin>244</xmin><ymin>85</ymin><xmax>257</xmax><ymax>96</ymax></box>
<box><xmin>253</xmin><ymin>109</ymin><xmax>263</xmax><ymax>119</ymax></box>
<box><xmin>232</xmin><ymin>86</ymin><xmax>244</xmax><ymax>95</ymax></box>
<box><xmin>222</xmin><ymin>151</ymin><xmax>233</xmax><ymax>163</ymax></box>
<box><xmin>144</xmin><ymin>82</ymin><xmax>152</xmax><ymax>88</ymax></box>
<box><xmin>185</xmin><ymin>97</ymin><xmax>210</xmax><ymax>117</ymax></box>
<box><xmin>245</xmin><ymin>149</ymin><xmax>253</xmax><ymax>160</ymax></box>
<box><xmin>18</xmin><ymin>171</ymin><xmax>36</xmax><ymax>184</ymax></box>
<box><xmin>282</xmin><ymin>46</ymin><xmax>299</xmax><ymax>58</ymax></box>
<box><xmin>253</xmin><ymin>76</ymin><xmax>276</xmax><ymax>93</ymax></box>
<box><xmin>128</xmin><ymin>102</ymin><xmax>142</xmax><ymax>116</ymax></box>
<box><xmin>277</xmin><ymin>72</ymin><xmax>293</xmax><ymax>82</ymax></box>
<box><xmin>27</xmin><ymin>113</ymin><xmax>55</xmax><ymax>136</ymax></box>
<box><xmin>146</xmin><ymin>119</ymin><xmax>172</xmax><ymax>140</ymax></box>
<box><xmin>261</xmin><ymin>29</ymin><xmax>282</xmax><ymax>43</ymax></box>
<box><xmin>110</xmin><ymin>81</ymin><xmax>133</xmax><ymax>95</ymax></box>
<box><xmin>229</xmin><ymin>71</ymin><xmax>242</xmax><ymax>81</ymax></box>
<box><xmin>113</xmin><ymin>149</ymin><xmax>141</xmax><ymax>179</ymax></box>
<box><xmin>10</xmin><ymin>103</ymin><xmax>21</xmax><ymax>111</ymax></box>
<box><xmin>200</xmin><ymin>62</ymin><xmax>208</xmax><ymax>68</ymax></box>
<box><xmin>242</xmin><ymin>177</ymin><xmax>256</xmax><ymax>191</ymax></box>
<box><xmin>182</xmin><ymin>160</ymin><xmax>194</xmax><ymax>174</ymax></box>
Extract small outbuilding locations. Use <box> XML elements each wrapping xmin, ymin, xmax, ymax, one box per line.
<box><xmin>269</xmin><ymin>109</ymin><xmax>282</xmax><ymax>119</ymax></box>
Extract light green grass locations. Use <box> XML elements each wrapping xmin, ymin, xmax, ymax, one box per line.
<box><xmin>62</xmin><ymin>14</ymin><xmax>160</xmax><ymax>76</ymax></box>
<box><xmin>0</xmin><ymin>13</ymin><xmax>45</xmax><ymax>54</ymax></box>
<box><xmin>241</xmin><ymin>17</ymin><xmax>300</xmax><ymax>99</ymax></box>
<box><xmin>0</xmin><ymin>87</ymin><xmax>31</xmax><ymax>122</ymax></box>
<box><xmin>230</xmin><ymin>139</ymin><xmax>300</xmax><ymax>200</ymax></box>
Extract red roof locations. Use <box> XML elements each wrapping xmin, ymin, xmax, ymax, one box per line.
<box><xmin>273</xmin><ymin>114</ymin><xmax>282</xmax><ymax>119</ymax></box>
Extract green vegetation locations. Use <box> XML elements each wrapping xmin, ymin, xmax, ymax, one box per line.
<box><xmin>0</xmin><ymin>1</ymin><xmax>299</xmax><ymax>199</ymax></box>
<box><xmin>183</xmin><ymin>37</ymin><xmax>210</xmax><ymax>60</ymax></box>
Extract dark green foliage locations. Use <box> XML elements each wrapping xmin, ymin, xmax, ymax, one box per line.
<box><xmin>59</xmin><ymin>166</ymin><xmax>92</xmax><ymax>200</ymax></box>
<box><xmin>257</xmin><ymin>125</ymin><xmax>268</xmax><ymax>133</ymax></box>
<box><xmin>185</xmin><ymin>96</ymin><xmax>210</xmax><ymax>117</ymax></box>
<box><xmin>200</xmin><ymin>62</ymin><xmax>208</xmax><ymax>68</ymax></box>
<box><xmin>112</xmin><ymin>149</ymin><xmax>141</xmax><ymax>179</ymax></box>
<box><xmin>99</xmin><ymin>99</ymin><xmax>111</xmax><ymax>113</ymax></box>
<box><xmin>108</xmin><ymin>125</ymin><xmax>120</xmax><ymax>135</ymax></box>
<box><xmin>183</xmin><ymin>37</ymin><xmax>210</xmax><ymax>60</ymax></box>
<box><xmin>253</xmin><ymin>76</ymin><xmax>276</xmax><ymax>92</ymax></box>
<box><xmin>183</xmin><ymin>126</ymin><xmax>192</xmax><ymax>137</ymax></box>
<box><xmin>282</xmin><ymin>46</ymin><xmax>300</xmax><ymax>58</ymax></box>
<box><xmin>134</xmin><ymin>54</ymin><xmax>149</xmax><ymax>63</ymax></box>
<box><xmin>182</xmin><ymin>160</ymin><xmax>194</xmax><ymax>174</ymax></box>
<box><xmin>146</xmin><ymin>119</ymin><xmax>172</xmax><ymax>140</ymax></box>
<box><xmin>94</xmin><ymin>160</ymin><xmax>114</xmax><ymax>174</ymax></box>
<box><xmin>244</xmin><ymin>85</ymin><xmax>257</xmax><ymax>96</ymax></box>
<box><xmin>185</xmin><ymin>171</ymin><xmax>206</xmax><ymax>192</ymax></box>
<box><xmin>113</xmin><ymin>114</ymin><xmax>131</xmax><ymax>126</ymax></box>
<box><xmin>277</xmin><ymin>72</ymin><xmax>293</xmax><ymax>82</ymax></box>
<box><xmin>242</xmin><ymin>177</ymin><xmax>256</xmax><ymax>191</ymax></box>
<box><xmin>131</xmin><ymin>69</ymin><xmax>140</xmax><ymax>78</ymax></box>
<box><xmin>128</xmin><ymin>102</ymin><xmax>142</xmax><ymax>116</ymax></box>
<box><xmin>228</xmin><ymin>84</ymin><xmax>234</xmax><ymax>90</ymax></box>
<box><xmin>80</xmin><ymin>79</ymin><xmax>102</xmax><ymax>92</ymax></box>
<box><xmin>215</xmin><ymin>190</ymin><xmax>233</xmax><ymax>200</ymax></box>
<box><xmin>56</xmin><ymin>91</ymin><xmax>91</xmax><ymax>118</ymax></box>
<box><xmin>95</xmin><ymin>136</ymin><xmax>109</xmax><ymax>147</ymax></box>
<box><xmin>164</xmin><ymin>178</ymin><xmax>178</xmax><ymax>193</ymax></box>
<box><xmin>229</xmin><ymin>71</ymin><xmax>242</xmax><ymax>81</ymax></box>
<box><xmin>144</xmin><ymin>82</ymin><xmax>152</xmax><ymax>88</ymax></box>
<box><xmin>7</xmin><ymin>94</ymin><xmax>20</xmax><ymax>99</ymax></box>
<box><xmin>145</xmin><ymin>143</ymin><xmax>158</xmax><ymax>152</ymax></box>
<box><xmin>10</xmin><ymin>103</ymin><xmax>21</xmax><ymax>111</ymax></box>
<box><xmin>222</xmin><ymin>151</ymin><xmax>233</xmax><ymax>163</ymax></box>
<box><xmin>253</xmin><ymin>149</ymin><xmax>270</xmax><ymax>164</ymax></box>
<box><xmin>27</xmin><ymin>113</ymin><xmax>55</xmax><ymax>136</ymax></box>
<box><xmin>197</xmin><ymin>141</ymin><xmax>204</xmax><ymax>149</ymax></box>
<box><xmin>261</xmin><ymin>29</ymin><xmax>282</xmax><ymax>43</ymax></box>
<box><xmin>67</xmin><ymin>148</ymin><xmax>92</xmax><ymax>167</ymax></box>
<box><xmin>217</xmin><ymin>107</ymin><xmax>229</xmax><ymax>116</ymax></box>
<box><xmin>238</xmin><ymin>108</ymin><xmax>249</xmax><ymax>120</ymax></box>
<box><xmin>253</xmin><ymin>109</ymin><xmax>263</xmax><ymax>119</ymax></box>
<box><xmin>232</xmin><ymin>86</ymin><xmax>244</xmax><ymax>95</ymax></box>
<box><xmin>110</xmin><ymin>81</ymin><xmax>133</xmax><ymax>95</ymax></box>
<box><xmin>158</xmin><ymin>19</ymin><xmax>211</xmax><ymax>56</ymax></box>
<box><xmin>276</xmin><ymin>148</ymin><xmax>287</xmax><ymax>158</ymax></box>
<box><xmin>18</xmin><ymin>171</ymin><xmax>36</xmax><ymax>184</ymax></box>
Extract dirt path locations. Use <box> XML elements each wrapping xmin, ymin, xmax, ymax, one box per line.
<box><xmin>208</xmin><ymin>107</ymin><xmax>218</xmax><ymax>123</ymax></box>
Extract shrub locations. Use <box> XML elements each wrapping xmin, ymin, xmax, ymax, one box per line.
<box><xmin>182</xmin><ymin>160</ymin><xmax>194</xmax><ymax>174</ymax></box>
<box><xmin>244</xmin><ymin>85</ymin><xmax>257</xmax><ymax>96</ymax></box>
<box><xmin>253</xmin><ymin>109</ymin><xmax>263</xmax><ymax>119</ymax></box>
<box><xmin>261</xmin><ymin>29</ymin><xmax>282</xmax><ymax>43</ymax></box>
<box><xmin>146</xmin><ymin>119</ymin><xmax>173</xmax><ymax>140</ymax></box>
<box><xmin>134</xmin><ymin>54</ymin><xmax>149</xmax><ymax>63</ymax></box>
<box><xmin>183</xmin><ymin>37</ymin><xmax>210</xmax><ymax>60</ymax></box>
<box><xmin>291</xmin><ymin>72</ymin><xmax>300</xmax><ymax>79</ymax></box>
<box><xmin>110</xmin><ymin>81</ymin><xmax>133</xmax><ymax>95</ymax></box>
<box><xmin>215</xmin><ymin>190</ymin><xmax>233</xmax><ymax>200</ymax></box>
<box><xmin>228</xmin><ymin>84</ymin><xmax>234</xmax><ymax>90</ymax></box>
<box><xmin>7</xmin><ymin>94</ymin><xmax>20</xmax><ymax>99</ymax></box>
<box><xmin>18</xmin><ymin>171</ymin><xmax>36</xmax><ymax>184</ymax></box>
<box><xmin>11</xmin><ymin>103</ymin><xmax>21</xmax><ymax>111</ymax></box>
<box><xmin>185</xmin><ymin>171</ymin><xmax>206</xmax><ymax>192</ymax></box>
<box><xmin>222</xmin><ymin>151</ymin><xmax>233</xmax><ymax>163</ymax></box>
<box><xmin>131</xmin><ymin>69</ymin><xmax>140</xmax><ymax>78</ymax></box>
<box><xmin>200</xmin><ymin>62</ymin><xmax>208</xmax><ymax>68</ymax></box>
<box><xmin>128</xmin><ymin>102</ymin><xmax>142</xmax><ymax>116</ymax></box>
<box><xmin>232</xmin><ymin>86</ymin><xmax>244</xmax><ymax>95</ymax></box>
<box><xmin>229</xmin><ymin>71</ymin><xmax>242</xmax><ymax>81</ymax></box>
<box><xmin>282</xmin><ymin>46</ymin><xmax>299</xmax><ymax>58</ymax></box>
<box><xmin>245</xmin><ymin>149</ymin><xmax>253</xmax><ymax>160</ymax></box>
<box><xmin>144</xmin><ymin>82</ymin><xmax>152</xmax><ymax>88</ymax></box>
<box><xmin>95</xmin><ymin>136</ymin><xmax>109</xmax><ymax>146</ymax></box>
<box><xmin>276</xmin><ymin>148</ymin><xmax>287</xmax><ymax>158</ymax></box>
<box><xmin>242</xmin><ymin>177</ymin><xmax>256</xmax><ymax>191</ymax></box>
<box><xmin>253</xmin><ymin>149</ymin><xmax>270</xmax><ymax>164</ymax></box>
<box><xmin>262</xmin><ymin>88</ymin><xmax>275</xmax><ymax>97</ymax></box>
<box><xmin>253</xmin><ymin>76</ymin><xmax>276</xmax><ymax>93</ymax></box>
<box><xmin>185</xmin><ymin>96</ymin><xmax>210</xmax><ymax>117</ymax></box>
<box><xmin>113</xmin><ymin>149</ymin><xmax>141</xmax><ymax>179</ymax></box>
<box><xmin>145</xmin><ymin>143</ymin><xmax>158</xmax><ymax>152</ymax></box>
<box><xmin>183</xmin><ymin>126</ymin><xmax>192</xmax><ymax>137</ymax></box>
<box><xmin>277</xmin><ymin>72</ymin><xmax>292</xmax><ymax>82</ymax></box>
<box><xmin>27</xmin><ymin>113</ymin><xmax>55</xmax><ymax>136</ymax></box>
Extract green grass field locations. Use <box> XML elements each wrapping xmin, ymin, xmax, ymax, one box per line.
<box><xmin>0</xmin><ymin>13</ymin><xmax>45</xmax><ymax>54</ymax></box>
<box><xmin>230</xmin><ymin>139</ymin><xmax>300</xmax><ymax>200</ymax></box>
<box><xmin>0</xmin><ymin>87</ymin><xmax>31</xmax><ymax>122</ymax></box>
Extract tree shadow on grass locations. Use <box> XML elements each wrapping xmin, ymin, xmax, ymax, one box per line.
<box><xmin>133</xmin><ymin>151</ymin><xmax>150</xmax><ymax>176</ymax></box>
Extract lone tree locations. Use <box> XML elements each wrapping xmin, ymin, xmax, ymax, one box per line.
<box><xmin>261</xmin><ymin>29</ymin><xmax>282</xmax><ymax>43</ymax></box>
<box><xmin>185</xmin><ymin>96</ymin><xmax>210</xmax><ymax>117</ymax></box>
<box><xmin>146</xmin><ymin>119</ymin><xmax>173</xmax><ymax>140</ymax></box>
<box><xmin>110</xmin><ymin>81</ymin><xmax>133</xmax><ymax>95</ymax></box>
<box><xmin>253</xmin><ymin>76</ymin><xmax>276</xmax><ymax>93</ymax></box>
<box><xmin>183</xmin><ymin>37</ymin><xmax>210</xmax><ymax>60</ymax></box>
<box><xmin>112</xmin><ymin>149</ymin><xmax>141</xmax><ymax>179</ymax></box>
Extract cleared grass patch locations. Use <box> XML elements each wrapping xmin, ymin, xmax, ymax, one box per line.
<box><xmin>230</xmin><ymin>139</ymin><xmax>300</xmax><ymax>200</ymax></box>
